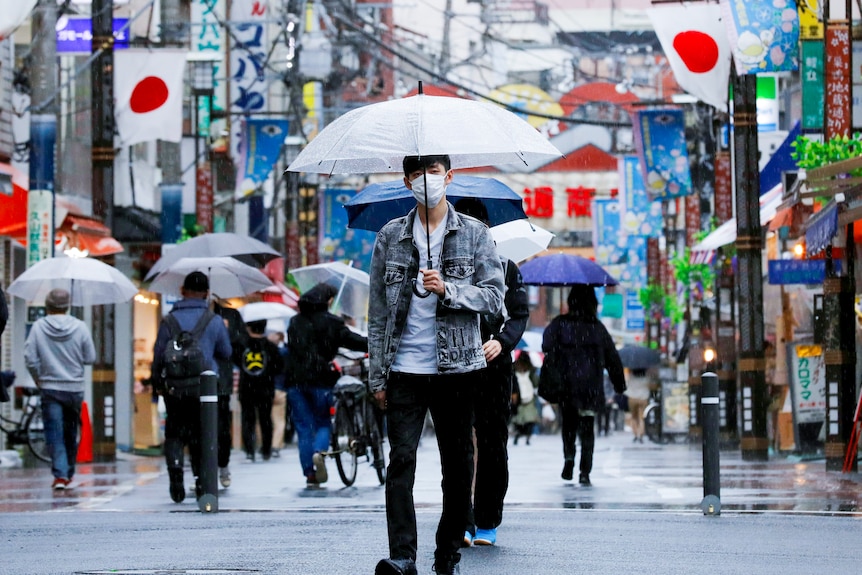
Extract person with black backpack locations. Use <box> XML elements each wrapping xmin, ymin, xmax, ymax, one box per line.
<box><xmin>151</xmin><ymin>271</ymin><xmax>231</xmax><ymax>503</ymax></box>
<box><xmin>233</xmin><ymin>319</ymin><xmax>284</xmax><ymax>462</ymax></box>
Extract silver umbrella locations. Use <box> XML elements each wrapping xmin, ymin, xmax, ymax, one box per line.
<box><xmin>144</xmin><ymin>233</ymin><xmax>280</xmax><ymax>282</ymax></box>
<box><xmin>7</xmin><ymin>256</ymin><xmax>138</xmax><ymax>306</ymax></box>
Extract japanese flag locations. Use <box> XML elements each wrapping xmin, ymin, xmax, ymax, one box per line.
<box><xmin>114</xmin><ymin>50</ymin><xmax>187</xmax><ymax>147</ymax></box>
<box><xmin>648</xmin><ymin>4</ymin><xmax>732</xmax><ymax>111</ymax></box>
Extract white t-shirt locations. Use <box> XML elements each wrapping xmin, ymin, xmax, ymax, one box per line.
<box><xmin>391</xmin><ymin>215</ymin><xmax>446</xmax><ymax>374</ymax></box>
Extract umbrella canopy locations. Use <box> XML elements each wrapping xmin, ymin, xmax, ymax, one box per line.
<box><xmin>7</xmin><ymin>256</ymin><xmax>138</xmax><ymax>306</ymax></box>
<box><xmin>239</xmin><ymin>301</ymin><xmax>297</xmax><ymax>324</ymax></box>
<box><xmin>144</xmin><ymin>233</ymin><xmax>280</xmax><ymax>281</ymax></box>
<box><xmin>286</xmin><ymin>91</ymin><xmax>562</xmax><ymax>174</ymax></box>
<box><xmin>490</xmin><ymin>219</ymin><xmax>554</xmax><ymax>263</ymax></box>
<box><xmin>148</xmin><ymin>257</ymin><xmax>273</xmax><ymax>298</ymax></box>
<box><xmin>516</xmin><ymin>331</ymin><xmax>543</xmax><ymax>353</ymax></box>
<box><xmin>520</xmin><ymin>253</ymin><xmax>618</xmax><ymax>287</ymax></box>
<box><xmin>290</xmin><ymin>261</ymin><xmax>369</xmax><ymax>321</ymax></box>
<box><xmin>345</xmin><ymin>176</ymin><xmax>528</xmax><ymax>232</ymax></box>
<box><xmin>618</xmin><ymin>345</ymin><xmax>661</xmax><ymax>370</ymax></box>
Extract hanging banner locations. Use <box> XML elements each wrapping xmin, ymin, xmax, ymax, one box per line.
<box><xmin>235</xmin><ymin>118</ymin><xmax>289</xmax><ymax>199</ymax></box>
<box><xmin>620</xmin><ymin>156</ymin><xmax>662</xmax><ymax>238</ymax></box>
<box><xmin>632</xmin><ymin>109</ymin><xmax>693</xmax><ymax>200</ymax></box>
<box><xmin>230</xmin><ymin>0</ymin><xmax>269</xmax><ymax>164</ymax></box>
<box><xmin>825</xmin><ymin>25</ymin><xmax>851</xmax><ymax>140</ymax></box>
<box><xmin>720</xmin><ymin>0</ymin><xmax>800</xmax><ymax>75</ymax></box>
<box><xmin>195</xmin><ymin>162</ymin><xmax>214</xmax><ymax>233</ymax></box>
<box><xmin>801</xmin><ymin>41</ymin><xmax>824</xmax><ymax>130</ymax></box>
<box><xmin>592</xmin><ymin>198</ymin><xmax>625</xmax><ymax>267</ymax></box>
<box><xmin>319</xmin><ymin>189</ymin><xmax>377</xmax><ymax>272</ymax></box>
<box><xmin>714</xmin><ymin>151</ymin><xmax>733</xmax><ymax>222</ymax></box>
<box><xmin>685</xmin><ymin>194</ymin><xmax>701</xmax><ymax>246</ymax></box>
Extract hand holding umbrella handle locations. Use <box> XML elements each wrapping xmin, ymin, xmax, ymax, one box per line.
<box><xmin>412</xmin><ymin>259</ymin><xmax>434</xmax><ymax>298</ymax></box>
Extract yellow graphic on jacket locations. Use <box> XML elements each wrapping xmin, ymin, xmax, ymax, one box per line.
<box><xmin>242</xmin><ymin>348</ymin><xmax>266</xmax><ymax>376</ymax></box>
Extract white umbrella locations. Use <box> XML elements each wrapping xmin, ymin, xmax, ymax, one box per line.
<box><xmin>290</xmin><ymin>261</ymin><xmax>369</xmax><ymax>320</ymax></box>
<box><xmin>490</xmin><ymin>219</ymin><xmax>554</xmax><ymax>263</ymax></box>
<box><xmin>144</xmin><ymin>232</ymin><xmax>280</xmax><ymax>281</ymax></box>
<box><xmin>287</xmin><ymin>89</ymin><xmax>563</xmax><ymax>174</ymax></box>
<box><xmin>239</xmin><ymin>301</ymin><xmax>297</xmax><ymax>323</ymax></box>
<box><xmin>148</xmin><ymin>257</ymin><xmax>273</xmax><ymax>298</ymax></box>
<box><xmin>7</xmin><ymin>256</ymin><xmax>138</xmax><ymax>306</ymax></box>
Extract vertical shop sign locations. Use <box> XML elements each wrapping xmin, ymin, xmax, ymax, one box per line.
<box><xmin>713</xmin><ymin>151</ymin><xmax>733</xmax><ymax>223</ymax></box>
<box><xmin>789</xmin><ymin>344</ymin><xmax>826</xmax><ymax>423</ymax></box>
<box><xmin>801</xmin><ymin>41</ymin><xmax>825</xmax><ymax>130</ymax></box>
<box><xmin>685</xmin><ymin>193</ymin><xmax>701</xmax><ymax>247</ymax></box>
<box><xmin>191</xmin><ymin>0</ymin><xmax>226</xmax><ymax>118</ymax></box>
<box><xmin>195</xmin><ymin>162</ymin><xmax>214</xmax><ymax>233</ymax></box>
<box><xmin>798</xmin><ymin>0</ymin><xmax>823</xmax><ymax>40</ymax></box>
<box><xmin>27</xmin><ymin>190</ymin><xmax>53</xmax><ymax>266</ymax></box>
<box><xmin>825</xmin><ymin>25</ymin><xmax>851</xmax><ymax>140</ymax></box>
<box><xmin>230</xmin><ymin>0</ymin><xmax>268</xmax><ymax>160</ymax></box>
<box><xmin>647</xmin><ymin>237</ymin><xmax>660</xmax><ymax>283</ymax></box>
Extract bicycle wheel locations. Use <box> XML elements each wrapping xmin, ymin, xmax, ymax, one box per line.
<box><xmin>25</xmin><ymin>404</ymin><xmax>51</xmax><ymax>463</ymax></box>
<box><xmin>643</xmin><ymin>402</ymin><xmax>662</xmax><ymax>444</ymax></box>
<box><xmin>367</xmin><ymin>403</ymin><xmax>387</xmax><ymax>485</ymax></box>
<box><xmin>332</xmin><ymin>401</ymin><xmax>358</xmax><ymax>486</ymax></box>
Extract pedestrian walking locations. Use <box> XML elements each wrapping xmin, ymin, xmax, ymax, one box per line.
<box><xmin>511</xmin><ymin>351</ymin><xmax>539</xmax><ymax>445</ymax></box>
<box><xmin>268</xmin><ymin>329</ymin><xmax>290</xmax><ymax>456</ymax></box>
<box><xmin>625</xmin><ymin>368</ymin><xmax>653</xmax><ymax>444</ymax></box>
<box><xmin>453</xmin><ymin>198</ymin><xmax>529</xmax><ymax>549</ymax></box>
<box><xmin>284</xmin><ymin>282</ymin><xmax>367</xmax><ymax>486</ymax></box>
<box><xmin>24</xmin><ymin>288</ymin><xmax>95</xmax><ymax>490</ymax></box>
<box><xmin>234</xmin><ymin>319</ymin><xmax>284</xmax><ymax>461</ymax></box>
<box><xmin>371</xmin><ymin>155</ymin><xmax>504</xmax><ymax>575</ymax></box>
<box><xmin>541</xmin><ymin>285</ymin><xmax>625</xmax><ymax>486</ymax></box>
<box><xmin>151</xmin><ymin>272</ymin><xmax>231</xmax><ymax>503</ymax></box>
<box><xmin>213</xmin><ymin>299</ymin><xmax>246</xmax><ymax>487</ymax></box>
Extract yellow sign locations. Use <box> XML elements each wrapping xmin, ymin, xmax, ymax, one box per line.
<box><xmin>798</xmin><ymin>0</ymin><xmax>823</xmax><ymax>40</ymax></box>
<box><xmin>486</xmin><ymin>84</ymin><xmax>563</xmax><ymax>134</ymax></box>
<box><xmin>796</xmin><ymin>344</ymin><xmax>822</xmax><ymax>358</ymax></box>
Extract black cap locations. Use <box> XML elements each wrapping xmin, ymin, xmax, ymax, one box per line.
<box><xmin>182</xmin><ymin>271</ymin><xmax>209</xmax><ymax>292</ymax></box>
<box><xmin>247</xmin><ymin>319</ymin><xmax>267</xmax><ymax>334</ymax></box>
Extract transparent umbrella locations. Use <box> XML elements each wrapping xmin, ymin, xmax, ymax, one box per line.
<box><xmin>144</xmin><ymin>233</ymin><xmax>280</xmax><ymax>281</ymax></box>
<box><xmin>148</xmin><ymin>257</ymin><xmax>273</xmax><ymax>298</ymax></box>
<box><xmin>7</xmin><ymin>256</ymin><xmax>138</xmax><ymax>306</ymax></box>
<box><xmin>490</xmin><ymin>219</ymin><xmax>554</xmax><ymax>263</ymax></box>
<box><xmin>290</xmin><ymin>262</ymin><xmax>369</xmax><ymax>322</ymax></box>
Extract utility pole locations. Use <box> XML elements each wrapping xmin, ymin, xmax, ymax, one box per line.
<box><xmin>731</xmin><ymin>70</ymin><xmax>768</xmax><ymax>462</ymax></box>
<box><xmin>158</xmin><ymin>0</ymin><xmax>185</xmax><ymax>245</ymax></box>
<box><xmin>822</xmin><ymin>0</ymin><xmax>856</xmax><ymax>472</ymax></box>
<box><xmin>26</xmin><ymin>0</ymin><xmax>58</xmax><ymax>270</ymax></box>
<box><xmin>90</xmin><ymin>0</ymin><xmax>117</xmax><ymax>461</ymax></box>
<box><xmin>440</xmin><ymin>0</ymin><xmax>453</xmax><ymax>75</ymax></box>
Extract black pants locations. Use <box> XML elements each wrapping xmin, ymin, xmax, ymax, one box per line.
<box><xmin>560</xmin><ymin>399</ymin><xmax>595</xmax><ymax>476</ymax></box>
<box><xmin>218</xmin><ymin>395</ymin><xmax>231</xmax><ymax>468</ymax></box>
<box><xmin>164</xmin><ymin>394</ymin><xmax>201</xmax><ymax>477</ymax></box>
<box><xmin>385</xmin><ymin>372</ymin><xmax>474</xmax><ymax>564</ymax></box>
<box><xmin>466</xmin><ymin>361</ymin><xmax>511</xmax><ymax>534</ymax></box>
<box><xmin>240</xmin><ymin>390</ymin><xmax>274</xmax><ymax>458</ymax></box>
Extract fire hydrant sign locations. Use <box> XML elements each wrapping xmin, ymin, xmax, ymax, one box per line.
<box><xmin>789</xmin><ymin>344</ymin><xmax>826</xmax><ymax>425</ymax></box>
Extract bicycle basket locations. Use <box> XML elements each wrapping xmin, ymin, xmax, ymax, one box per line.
<box><xmin>333</xmin><ymin>374</ymin><xmax>366</xmax><ymax>400</ymax></box>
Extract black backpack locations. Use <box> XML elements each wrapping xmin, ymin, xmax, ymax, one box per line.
<box><xmin>159</xmin><ymin>310</ymin><xmax>214</xmax><ymax>398</ymax></box>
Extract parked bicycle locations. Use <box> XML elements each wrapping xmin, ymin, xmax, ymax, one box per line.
<box><xmin>0</xmin><ymin>372</ymin><xmax>50</xmax><ymax>463</ymax></box>
<box><xmin>326</xmin><ymin>350</ymin><xmax>387</xmax><ymax>487</ymax></box>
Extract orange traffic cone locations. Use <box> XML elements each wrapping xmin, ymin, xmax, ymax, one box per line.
<box><xmin>77</xmin><ymin>401</ymin><xmax>93</xmax><ymax>463</ymax></box>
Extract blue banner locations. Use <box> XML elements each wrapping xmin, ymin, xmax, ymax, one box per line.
<box><xmin>593</xmin><ymin>198</ymin><xmax>625</xmax><ymax>266</ymax></box>
<box><xmin>768</xmin><ymin>259</ymin><xmax>840</xmax><ymax>285</ymax></box>
<box><xmin>721</xmin><ymin>0</ymin><xmax>800</xmax><ymax>75</ymax></box>
<box><xmin>236</xmin><ymin>118</ymin><xmax>289</xmax><ymax>198</ymax></box>
<box><xmin>805</xmin><ymin>202</ymin><xmax>838</xmax><ymax>255</ymax></box>
<box><xmin>160</xmin><ymin>184</ymin><xmax>184</xmax><ymax>244</ymax></box>
<box><xmin>56</xmin><ymin>18</ymin><xmax>129</xmax><ymax>53</ymax></box>
<box><xmin>320</xmin><ymin>188</ymin><xmax>377</xmax><ymax>271</ymax></box>
<box><xmin>633</xmin><ymin>109</ymin><xmax>692</xmax><ymax>200</ymax></box>
<box><xmin>620</xmin><ymin>156</ymin><xmax>663</xmax><ymax>237</ymax></box>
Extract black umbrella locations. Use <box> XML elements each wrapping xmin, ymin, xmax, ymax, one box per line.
<box><xmin>618</xmin><ymin>345</ymin><xmax>661</xmax><ymax>370</ymax></box>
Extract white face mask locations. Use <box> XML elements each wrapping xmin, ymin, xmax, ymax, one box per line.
<box><xmin>410</xmin><ymin>173</ymin><xmax>447</xmax><ymax>208</ymax></box>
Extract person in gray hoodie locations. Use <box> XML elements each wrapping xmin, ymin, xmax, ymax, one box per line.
<box><xmin>24</xmin><ymin>288</ymin><xmax>96</xmax><ymax>490</ymax></box>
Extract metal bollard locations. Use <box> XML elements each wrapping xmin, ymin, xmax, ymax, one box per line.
<box><xmin>701</xmin><ymin>371</ymin><xmax>721</xmax><ymax>516</ymax></box>
<box><xmin>198</xmin><ymin>370</ymin><xmax>218</xmax><ymax>513</ymax></box>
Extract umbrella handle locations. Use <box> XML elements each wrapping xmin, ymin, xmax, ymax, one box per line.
<box><xmin>412</xmin><ymin>279</ymin><xmax>433</xmax><ymax>298</ymax></box>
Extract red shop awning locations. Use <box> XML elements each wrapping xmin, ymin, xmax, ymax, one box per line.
<box><xmin>56</xmin><ymin>215</ymin><xmax>124</xmax><ymax>257</ymax></box>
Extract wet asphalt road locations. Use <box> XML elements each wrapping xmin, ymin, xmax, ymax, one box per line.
<box><xmin>3</xmin><ymin>431</ymin><xmax>862</xmax><ymax>574</ymax></box>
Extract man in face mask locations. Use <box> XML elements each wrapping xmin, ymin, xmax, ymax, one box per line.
<box><xmin>369</xmin><ymin>155</ymin><xmax>504</xmax><ymax>575</ymax></box>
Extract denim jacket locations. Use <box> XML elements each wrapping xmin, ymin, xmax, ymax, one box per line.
<box><xmin>368</xmin><ymin>203</ymin><xmax>504</xmax><ymax>392</ymax></box>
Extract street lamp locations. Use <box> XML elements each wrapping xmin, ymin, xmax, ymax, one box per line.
<box><xmin>188</xmin><ymin>52</ymin><xmax>221</xmax><ymax>234</ymax></box>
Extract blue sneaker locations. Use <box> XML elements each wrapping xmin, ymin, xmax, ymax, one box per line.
<box><xmin>473</xmin><ymin>527</ymin><xmax>497</xmax><ymax>546</ymax></box>
<box><xmin>462</xmin><ymin>531</ymin><xmax>473</xmax><ymax>547</ymax></box>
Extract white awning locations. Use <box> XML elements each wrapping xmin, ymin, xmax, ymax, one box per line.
<box><xmin>692</xmin><ymin>183</ymin><xmax>784</xmax><ymax>252</ymax></box>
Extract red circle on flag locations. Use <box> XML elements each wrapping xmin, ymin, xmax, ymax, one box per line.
<box><xmin>673</xmin><ymin>31</ymin><xmax>719</xmax><ymax>74</ymax></box>
<box><xmin>129</xmin><ymin>76</ymin><xmax>169</xmax><ymax>114</ymax></box>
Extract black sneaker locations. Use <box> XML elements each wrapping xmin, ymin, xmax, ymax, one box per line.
<box><xmin>432</xmin><ymin>555</ymin><xmax>461</xmax><ymax>575</ymax></box>
<box><xmin>561</xmin><ymin>460</ymin><xmax>574</xmax><ymax>481</ymax></box>
<box><xmin>168</xmin><ymin>469</ymin><xmax>185</xmax><ymax>503</ymax></box>
<box><xmin>194</xmin><ymin>477</ymin><xmax>204</xmax><ymax>499</ymax></box>
<box><xmin>375</xmin><ymin>558</ymin><xmax>418</xmax><ymax>575</ymax></box>
<box><xmin>579</xmin><ymin>473</ymin><xmax>591</xmax><ymax>486</ymax></box>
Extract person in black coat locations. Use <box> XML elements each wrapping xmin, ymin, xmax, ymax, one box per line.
<box><xmin>541</xmin><ymin>285</ymin><xmax>625</xmax><ymax>486</ymax></box>
<box><xmin>213</xmin><ymin>300</ymin><xmax>247</xmax><ymax>487</ymax></box>
<box><xmin>284</xmin><ymin>282</ymin><xmax>368</xmax><ymax>486</ymax></box>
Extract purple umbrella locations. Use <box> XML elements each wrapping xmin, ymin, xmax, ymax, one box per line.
<box><xmin>519</xmin><ymin>253</ymin><xmax>618</xmax><ymax>287</ymax></box>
